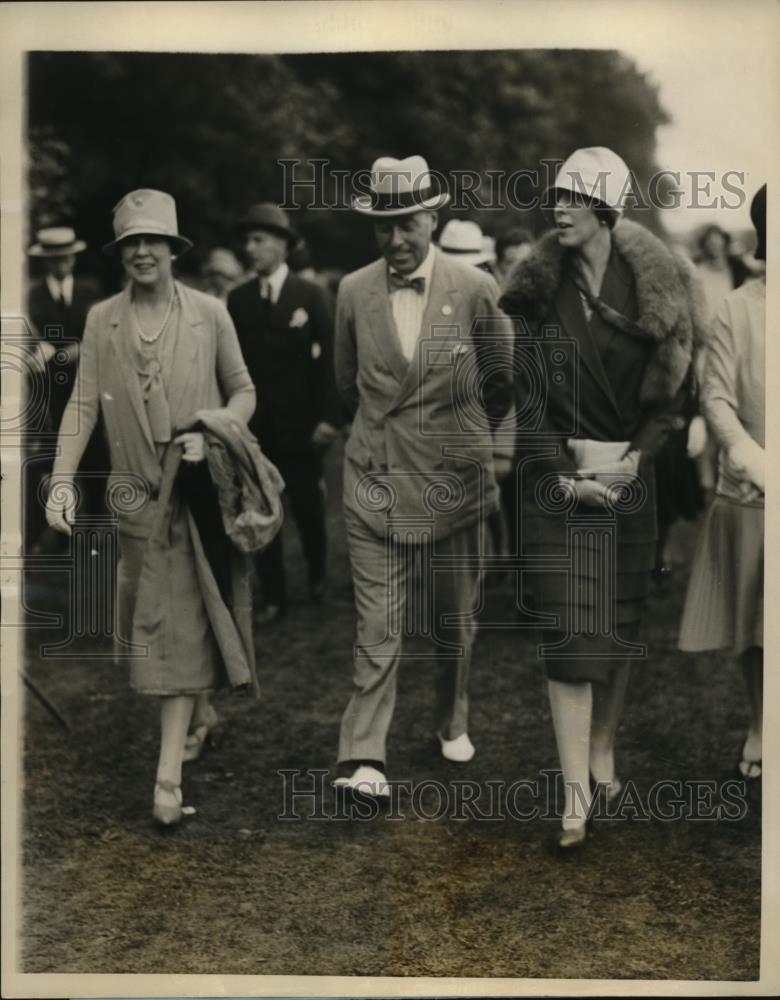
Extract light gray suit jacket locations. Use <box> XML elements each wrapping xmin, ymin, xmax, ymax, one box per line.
<box><xmin>335</xmin><ymin>247</ymin><xmax>514</xmax><ymax>542</ymax></box>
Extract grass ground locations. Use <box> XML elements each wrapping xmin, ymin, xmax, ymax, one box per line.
<box><xmin>20</xmin><ymin>444</ymin><xmax>761</xmax><ymax>980</ymax></box>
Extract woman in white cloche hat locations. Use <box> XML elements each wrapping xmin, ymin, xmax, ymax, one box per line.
<box><xmin>500</xmin><ymin>147</ymin><xmax>705</xmax><ymax>849</ymax></box>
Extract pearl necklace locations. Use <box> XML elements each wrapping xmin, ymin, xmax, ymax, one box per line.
<box><xmin>133</xmin><ymin>288</ymin><xmax>176</xmax><ymax>344</ymax></box>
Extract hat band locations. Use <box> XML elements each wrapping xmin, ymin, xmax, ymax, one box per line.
<box><xmin>441</xmin><ymin>245</ymin><xmax>483</xmax><ymax>255</ymax></box>
<box><xmin>369</xmin><ymin>184</ymin><xmax>442</xmax><ymax>211</ymax></box>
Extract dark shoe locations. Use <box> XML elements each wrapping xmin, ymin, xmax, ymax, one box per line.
<box><xmin>254</xmin><ymin>603</ymin><xmax>286</xmax><ymax>627</ymax></box>
<box><xmin>308</xmin><ymin>578</ymin><xmax>326</xmax><ymax>603</ymax></box>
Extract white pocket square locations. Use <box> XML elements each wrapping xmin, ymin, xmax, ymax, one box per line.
<box><xmin>289</xmin><ymin>307</ymin><xmax>309</xmax><ymax>328</ymax></box>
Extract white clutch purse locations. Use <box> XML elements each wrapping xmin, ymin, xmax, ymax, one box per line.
<box><xmin>567</xmin><ymin>438</ymin><xmax>634</xmax><ymax>487</ymax></box>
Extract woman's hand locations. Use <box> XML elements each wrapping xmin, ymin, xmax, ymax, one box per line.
<box><xmin>45</xmin><ymin>477</ymin><xmax>77</xmax><ymax>535</ymax></box>
<box><xmin>573</xmin><ymin>477</ymin><xmax>610</xmax><ymax>508</ymax></box>
<box><xmin>581</xmin><ymin>449</ymin><xmax>641</xmax><ymax>478</ymax></box>
<box><xmin>726</xmin><ymin>439</ymin><xmax>764</xmax><ymax>491</ymax></box>
<box><xmin>686</xmin><ymin>415</ymin><xmax>708</xmax><ymax>458</ymax></box>
<box><xmin>174</xmin><ymin>431</ymin><xmax>206</xmax><ymax>463</ymax></box>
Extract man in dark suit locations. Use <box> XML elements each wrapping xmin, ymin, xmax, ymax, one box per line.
<box><xmin>26</xmin><ymin>226</ymin><xmax>105</xmax><ymax>550</ymax></box>
<box><xmin>227</xmin><ymin>204</ymin><xmax>342</xmax><ymax>625</ymax></box>
<box><xmin>332</xmin><ymin>156</ymin><xmax>514</xmax><ymax>798</ymax></box>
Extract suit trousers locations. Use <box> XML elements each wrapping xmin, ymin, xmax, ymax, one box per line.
<box><xmin>338</xmin><ymin>514</ymin><xmax>481</xmax><ymax>766</ymax></box>
<box><xmin>257</xmin><ymin>451</ymin><xmax>326</xmax><ymax>606</ymax></box>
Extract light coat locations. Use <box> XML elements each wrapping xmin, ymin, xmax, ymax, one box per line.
<box><xmin>335</xmin><ymin>247</ymin><xmax>514</xmax><ymax>542</ymax></box>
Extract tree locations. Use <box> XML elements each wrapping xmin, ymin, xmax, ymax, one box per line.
<box><xmin>27</xmin><ymin>50</ymin><xmax>670</xmax><ymax>283</ymax></box>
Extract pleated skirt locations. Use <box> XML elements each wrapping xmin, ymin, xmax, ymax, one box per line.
<box><xmin>525</xmin><ymin>530</ymin><xmax>655</xmax><ymax>684</ymax></box>
<box><xmin>678</xmin><ymin>496</ymin><xmax>763</xmax><ymax>654</ymax></box>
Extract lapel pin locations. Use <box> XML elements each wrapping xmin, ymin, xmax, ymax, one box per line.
<box><xmin>441</xmin><ymin>304</ymin><xmax>452</xmax><ymax>316</ymax></box>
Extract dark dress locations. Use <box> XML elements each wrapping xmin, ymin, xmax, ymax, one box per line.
<box><xmin>514</xmin><ymin>248</ymin><xmax>683</xmax><ymax>683</ymax></box>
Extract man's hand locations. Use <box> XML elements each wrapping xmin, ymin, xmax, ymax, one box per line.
<box><xmin>45</xmin><ymin>477</ymin><xmax>77</xmax><ymax>535</ymax></box>
<box><xmin>311</xmin><ymin>421</ymin><xmax>340</xmax><ymax>449</ymax></box>
<box><xmin>174</xmin><ymin>431</ymin><xmax>206</xmax><ymax>463</ymax></box>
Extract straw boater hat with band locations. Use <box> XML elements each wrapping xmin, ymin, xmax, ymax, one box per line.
<box><xmin>351</xmin><ymin>155</ymin><xmax>450</xmax><ymax>217</ymax></box>
<box><xmin>102</xmin><ymin>189</ymin><xmax>193</xmax><ymax>255</ymax></box>
<box><xmin>28</xmin><ymin>227</ymin><xmax>87</xmax><ymax>257</ymax></box>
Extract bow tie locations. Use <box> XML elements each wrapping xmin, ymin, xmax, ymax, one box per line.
<box><xmin>388</xmin><ymin>271</ymin><xmax>425</xmax><ymax>295</ymax></box>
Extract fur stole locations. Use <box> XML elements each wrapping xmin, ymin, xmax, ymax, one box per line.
<box><xmin>499</xmin><ymin>219</ymin><xmax>706</xmax><ymax>404</ymax></box>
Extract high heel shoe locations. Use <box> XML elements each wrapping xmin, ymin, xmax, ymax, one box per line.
<box><xmin>182</xmin><ymin>706</ymin><xmax>219</xmax><ymax>764</ymax></box>
<box><xmin>590</xmin><ymin>774</ymin><xmax>623</xmax><ymax>806</ymax></box>
<box><xmin>153</xmin><ymin>780</ymin><xmax>183</xmax><ymax>826</ymax></box>
<box><xmin>556</xmin><ymin>820</ymin><xmax>589</xmax><ymax>851</ymax></box>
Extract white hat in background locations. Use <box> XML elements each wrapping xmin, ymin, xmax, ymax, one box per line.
<box><xmin>439</xmin><ymin>219</ymin><xmax>493</xmax><ymax>266</ymax></box>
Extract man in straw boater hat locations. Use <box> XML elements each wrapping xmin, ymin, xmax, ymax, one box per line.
<box><xmin>26</xmin><ymin>226</ymin><xmax>105</xmax><ymax>550</ymax></box>
<box><xmin>228</xmin><ymin>204</ymin><xmax>343</xmax><ymax>626</ymax></box>
<box><xmin>333</xmin><ymin>155</ymin><xmax>514</xmax><ymax>800</ymax></box>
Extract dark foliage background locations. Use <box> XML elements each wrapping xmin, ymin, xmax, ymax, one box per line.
<box><xmin>27</xmin><ymin>50</ymin><xmax>669</xmax><ymax>288</ymax></box>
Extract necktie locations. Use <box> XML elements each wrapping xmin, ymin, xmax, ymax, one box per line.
<box><xmin>388</xmin><ymin>272</ymin><xmax>425</xmax><ymax>294</ymax></box>
<box><xmin>259</xmin><ymin>277</ymin><xmax>272</xmax><ymax>302</ymax></box>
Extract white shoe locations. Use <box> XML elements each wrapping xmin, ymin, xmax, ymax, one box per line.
<box><xmin>438</xmin><ymin>732</ymin><xmax>475</xmax><ymax>763</ymax></box>
<box><xmin>333</xmin><ymin>765</ymin><xmax>390</xmax><ymax>799</ymax></box>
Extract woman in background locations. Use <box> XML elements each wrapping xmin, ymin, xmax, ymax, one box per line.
<box><xmin>679</xmin><ymin>184</ymin><xmax>766</xmax><ymax>781</ymax></box>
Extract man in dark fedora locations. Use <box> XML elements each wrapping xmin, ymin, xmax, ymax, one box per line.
<box><xmin>228</xmin><ymin>203</ymin><xmax>342</xmax><ymax>625</ymax></box>
<box><xmin>333</xmin><ymin>155</ymin><xmax>514</xmax><ymax>799</ymax></box>
<box><xmin>26</xmin><ymin>226</ymin><xmax>105</xmax><ymax>550</ymax></box>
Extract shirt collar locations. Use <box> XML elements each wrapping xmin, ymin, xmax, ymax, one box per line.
<box><xmin>388</xmin><ymin>244</ymin><xmax>435</xmax><ymax>284</ymax></box>
<box><xmin>46</xmin><ymin>272</ymin><xmax>74</xmax><ymax>305</ymax></box>
<box><xmin>260</xmin><ymin>262</ymin><xmax>289</xmax><ymax>304</ymax></box>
